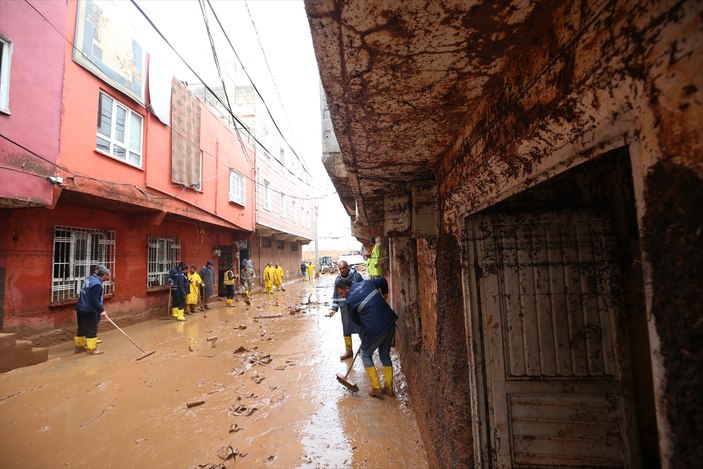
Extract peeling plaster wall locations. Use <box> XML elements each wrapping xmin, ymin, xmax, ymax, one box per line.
<box><xmin>308</xmin><ymin>0</ymin><xmax>702</xmax><ymax>466</ymax></box>
<box><xmin>435</xmin><ymin>3</ymin><xmax>701</xmax><ymax>465</ymax></box>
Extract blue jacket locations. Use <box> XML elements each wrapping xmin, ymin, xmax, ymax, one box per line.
<box><xmin>76</xmin><ymin>274</ymin><xmax>105</xmax><ymax>314</ymax></box>
<box><xmin>330</xmin><ymin>267</ymin><xmax>364</xmax><ymax>312</ymax></box>
<box><xmin>346</xmin><ymin>277</ymin><xmax>398</xmax><ymax>349</ymax></box>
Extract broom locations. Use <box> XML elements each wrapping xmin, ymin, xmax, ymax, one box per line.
<box><xmin>105</xmin><ymin>316</ymin><xmax>156</xmax><ymax>361</ymax></box>
<box><xmin>336</xmin><ymin>347</ymin><xmax>361</xmax><ymax>392</ymax></box>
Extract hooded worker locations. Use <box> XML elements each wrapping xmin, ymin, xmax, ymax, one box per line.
<box><xmin>224</xmin><ymin>264</ymin><xmax>237</xmax><ymax>306</ymax></box>
<box><xmin>186</xmin><ymin>265</ymin><xmax>202</xmax><ymax>314</ymax></box>
<box><xmin>199</xmin><ymin>260</ymin><xmax>215</xmax><ymax>305</ymax></box>
<box><xmin>75</xmin><ymin>264</ymin><xmax>111</xmax><ymax>355</ymax></box>
<box><xmin>169</xmin><ymin>262</ymin><xmax>189</xmax><ymax>321</ymax></box>
<box><xmin>263</xmin><ymin>262</ymin><xmax>274</xmax><ymax>294</ymax></box>
<box><xmin>335</xmin><ymin>276</ymin><xmax>398</xmax><ymax>398</ymax></box>
<box><xmin>274</xmin><ymin>262</ymin><xmax>284</xmax><ymax>291</ymax></box>
<box><xmin>328</xmin><ymin>260</ymin><xmax>364</xmax><ymax>360</ymax></box>
<box><xmin>366</xmin><ymin>237</ymin><xmax>382</xmax><ymax>278</ymax></box>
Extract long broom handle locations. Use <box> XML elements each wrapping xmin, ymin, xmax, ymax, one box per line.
<box><xmin>105</xmin><ymin>316</ymin><xmax>147</xmax><ymax>354</ymax></box>
<box><xmin>343</xmin><ymin>347</ymin><xmax>361</xmax><ymax>379</ymax></box>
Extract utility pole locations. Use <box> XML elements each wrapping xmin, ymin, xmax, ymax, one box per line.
<box><xmin>313</xmin><ymin>203</ymin><xmax>319</xmax><ymax>271</ymax></box>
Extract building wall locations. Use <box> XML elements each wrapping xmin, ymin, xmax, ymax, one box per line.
<box><xmin>248</xmin><ymin>234</ymin><xmax>305</xmax><ymax>287</ymax></box>
<box><xmin>2</xmin><ymin>202</ymin><xmax>235</xmax><ymax>334</ymax></box>
<box><xmin>58</xmin><ymin>0</ymin><xmax>255</xmax><ymax>232</ymax></box>
<box><xmin>391</xmin><ymin>2</ymin><xmax>701</xmax><ymax>467</ymax></box>
<box><xmin>0</xmin><ymin>0</ymin><xmax>65</xmax><ymax>207</ymax></box>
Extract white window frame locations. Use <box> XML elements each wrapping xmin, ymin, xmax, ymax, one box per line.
<box><xmin>0</xmin><ymin>35</ymin><xmax>13</xmax><ymax>114</ymax></box>
<box><xmin>229</xmin><ymin>170</ymin><xmax>246</xmax><ymax>206</ymax></box>
<box><xmin>263</xmin><ymin>179</ymin><xmax>271</xmax><ymax>210</ymax></box>
<box><xmin>147</xmin><ymin>235</ymin><xmax>181</xmax><ymax>288</ymax></box>
<box><xmin>291</xmin><ymin>200</ymin><xmax>297</xmax><ymax>223</ymax></box>
<box><xmin>52</xmin><ymin>226</ymin><xmax>116</xmax><ymax>303</ymax></box>
<box><xmin>280</xmin><ymin>193</ymin><xmax>286</xmax><ymax>217</ymax></box>
<box><xmin>96</xmin><ymin>91</ymin><xmax>144</xmax><ymax>167</ymax></box>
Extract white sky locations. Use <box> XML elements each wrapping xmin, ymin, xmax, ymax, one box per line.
<box><xmin>118</xmin><ymin>0</ymin><xmax>359</xmax><ymax>249</ymax></box>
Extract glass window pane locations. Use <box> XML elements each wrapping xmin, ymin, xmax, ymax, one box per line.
<box><xmin>97</xmin><ymin>136</ymin><xmax>110</xmax><ymax>153</ymax></box>
<box><xmin>114</xmin><ymin>145</ymin><xmax>126</xmax><ymax>159</ymax></box>
<box><xmin>128</xmin><ymin>152</ymin><xmax>140</xmax><ymax>165</ymax></box>
<box><xmin>115</xmin><ymin>106</ymin><xmax>126</xmax><ymax>143</ymax></box>
<box><xmin>129</xmin><ymin>112</ymin><xmax>142</xmax><ymax>152</ymax></box>
<box><xmin>97</xmin><ymin>94</ymin><xmax>113</xmax><ymax>137</ymax></box>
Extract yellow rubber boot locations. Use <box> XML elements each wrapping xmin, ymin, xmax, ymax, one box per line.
<box><xmin>171</xmin><ymin>307</ymin><xmax>179</xmax><ymax>318</ymax></box>
<box><xmin>74</xmin><ymin>336</ymin><xmax>86</xmax><ymax>354</ymax></box>
<box><xmin>339</xmin><ymin>336</ymin><xmax>353</xmax><ymax>360</ymax></box>
<box><xmin>383</xmin><ymin>366</ymin><xmax>394</xmax><ymax>397</ymax></box>
<box><xmin>85</xmin><ymin>337</ymin><xmax>103</xmax><ymax>355</ymax></box>
<box><xmin>177</xmin><ymin>308</ymin><xmax>186</xmax><ymax>321</ymax></box>
<box><xmin>226</xmin><ymin>298</ymin><xmax>234</xmax><ymax>306</ymax></box>
<box><xmin>365</xmin><ymin>367</ymin><xmax>383</xmax><ymax>398</ymax></box>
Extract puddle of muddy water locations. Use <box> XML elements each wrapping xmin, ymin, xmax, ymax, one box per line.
<box><xmin>0</xmin><ymin>275</ymin><xmax>427</xmax><ymax>469</ymax></box>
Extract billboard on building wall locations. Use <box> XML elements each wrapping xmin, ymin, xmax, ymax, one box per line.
<box><xmin>73</xmin><ymin>0</ymin><xmax>146</xmax><ymax>104</ymax></box>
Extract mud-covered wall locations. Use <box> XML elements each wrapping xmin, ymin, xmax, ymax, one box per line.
<box><xmin>642</xmin><ymin>160</ymin><xmax>703</xmax><ymax>467</ymax></box>
<box><xmin>432</xmin><ymin>2</ymin><xmax>701</xmax><ymax>464</ymax></box>
<box><xmin>391</xmin><ymin>236</ymin><xmax>472</xmax><ymax>468</ymax></box>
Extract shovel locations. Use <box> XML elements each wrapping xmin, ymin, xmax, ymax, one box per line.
<box><xmin>105</xmin><ymin>316</ymin><xmax>156</xmax><ymax>361</ymax></box>
<box><xmin>336</xmin><ymin>347</ymin><xmax>361</xmax><ymax>392</ymax></box>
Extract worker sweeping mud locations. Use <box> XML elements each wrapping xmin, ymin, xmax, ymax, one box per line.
<box><xmin>74</xmin><ymin>264</ymin><xmax>111</xmax><ymax>355</ymax></box>
<box><xmin>334</xmin><ymin>276</ymin><xmax>398</xmax><ymax>398</ymax></box>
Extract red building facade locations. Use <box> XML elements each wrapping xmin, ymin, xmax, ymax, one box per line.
<box><xmin>0</xmin><ymin>0</ymin><xmax>255</xmax><ymax>335</ymax></box>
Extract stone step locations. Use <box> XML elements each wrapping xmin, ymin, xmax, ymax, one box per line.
<box><xmin>0</xmin><ymin>332</ymin><xmax>17</xmax><ymax>347</ymax></box>
<box><xmin>0</xmin><ymin>336</ymin><xmax>49</xmax><ymax>373</ymax></box>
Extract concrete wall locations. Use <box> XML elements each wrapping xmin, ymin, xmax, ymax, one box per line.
<box><xmin>248</xmin><ymin>234</ymin><xmax>305</xmax><ymax>287</ymax></box>
<box><xmin>0</xmin><ymin>0</ymin><xmax>65</xmax><ymax>207</ymax></box>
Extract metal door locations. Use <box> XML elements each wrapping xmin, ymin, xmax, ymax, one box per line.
<box><xmin>467</xmin><ymin>211</ymin><xmax>640</xmax><ymax>468</ymax></box>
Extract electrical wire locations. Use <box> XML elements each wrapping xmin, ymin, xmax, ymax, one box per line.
<box><xmin>20</xmin><ymin>0</ymin><xmax>324</xmax><ymax>202</ymax></box>
<box><xmin>206</xmin><ymin>0</ymin><xmax>310</xmax><ymax>177</ymax></box>
<box><xmin>128</xmin><ymin>0</ymin><xmax>314</xmax><ymax>187</ymax></box>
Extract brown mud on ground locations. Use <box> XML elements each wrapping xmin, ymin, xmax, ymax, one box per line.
<box><xmin>0</xmin><ymin>275</ymin><xmax>428</xmax><ymax>469</ymax></box>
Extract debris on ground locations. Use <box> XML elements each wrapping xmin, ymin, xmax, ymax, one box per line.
<box><xmin>186</xmin><ymin>400</ymin><xmax>205</xmax><ymax>408</ymax></box>
<box><xmin>233</xmin><ymin>346</ymin><xmax>249</xmax><ymax>353</ymax></box>
<box><xmin>230</xmin><ymin>404</ymin><xmax>258</xmax><ymax>416</ymax></box>
<box><xmin>274</xmin><ymin>365</ymin><xmax>286</xmax><ymax>371</ymax></box>
<box><xmin>189</xmin><ymin>463</ymin><xmax>225</xmax><ymax>469</ymax></box>
<box><xmin>216</xmin><ymin>445</ymin><xmax>246</xmax><ymax>461</ymax></box>
<box><xmin>265</xmin><ymin>455</ymin><xmax>276</xmax><ymax>463</ymax></box>
<box><xmin>237</xmin><ymin>325</ymin><xmax>247</xmax><ymax>330</ymax></box>
<box><xmin>229</xmin><ymin>423</ymin><xmax>242</xmax><ymax>433</ymax></box>
<box><xmin>254</xmin><ymin>313</ymin><xmax>283</xmax><ymax>319</ymax></box>
<box><xmin>251</xmin><ymin>372</ymin><xmax>266</xmax><ymax>384</ymax></box>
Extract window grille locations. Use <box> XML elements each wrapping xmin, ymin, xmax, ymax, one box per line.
<box><xmin>261</xmin><ymin>237</ymin><xmax>272</xmax><ymax>248</ymax></box>
<box><xmin>291</xmin><ymin>243</ymin><xmax>298</xmax><ymax>252</ymax></box>
<box><xmin>147</xmin><ymin>236</ymin><xmax>181</xmax><ymax>288</ymax></box>
<box><xmin>52</xmin><ymin>226</ymin><xmax>116</xmax><ymax>303</ymax></box>
<box><xmin>277</xmin><ymin>240</ymin><xmax>285</xmax><ymax>250</ymax></box>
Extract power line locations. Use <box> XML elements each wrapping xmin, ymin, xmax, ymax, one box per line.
<box><xmin>17</xmin><ymin>1</ymin><xmax>326</xmax><ymax>203</ymax></box>
<box><xmin>207</xmin><ymin>0</ymin><xmax>310</xmax><ymax>177</ymax></box>
<box><xmin>128</xmin><ymin>0</ymin><xmax>313</xmax><ymax>187</ymax></box>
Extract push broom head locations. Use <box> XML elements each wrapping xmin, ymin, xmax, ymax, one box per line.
<box><xmin>336</xmin><ymin>373</ymin><xmax>359</xmax><ymax>392</ymax></box>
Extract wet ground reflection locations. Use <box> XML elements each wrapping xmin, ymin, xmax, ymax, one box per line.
<box><xmin>0</xmin><ymin>275</ymin><xmax>427</xmax><ymax>468</ymax></box>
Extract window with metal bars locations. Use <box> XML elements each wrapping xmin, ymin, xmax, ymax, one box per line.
<box><xmin>147</xmin><ymin>236</ymin><xmax>181</xmax><ymax>288</ymax></box>
<box><xmin>261</xmin><ymin>237</ymin><xmax>272</xmax><ymax>248</ymax></box>
<box><xmin>52</xmin><ymin>226</ymin><xmax>116</xmax><ymax>303</ymax></box>
<box><xmin>277</xmin><ymin>240</ymin><xmax>285</xmax><ymax>250</ymax></box>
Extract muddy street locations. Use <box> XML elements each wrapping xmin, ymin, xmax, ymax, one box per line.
<box><xmin>0</xmin><ymin>275</ymin><xmax>427</xmax><ymax>469</ymax></box>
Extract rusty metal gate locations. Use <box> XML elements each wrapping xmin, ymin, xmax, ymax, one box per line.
<box><xmin>465</xmin><ymin>211</ymin><xmax>641</xmax><ymax>468</ymax></box>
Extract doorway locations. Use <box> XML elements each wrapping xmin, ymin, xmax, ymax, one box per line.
<box><xmin>464</xmin><ymin>147</ymin><xmax>658</xmax><ymax>468</ymax></box>
<box><xmin>217</xmin><ymin>245</ymin><xmax>232</xmax><ymax>297</ymax></box>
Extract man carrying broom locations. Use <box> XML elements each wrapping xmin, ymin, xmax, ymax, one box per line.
<box><xmin>334</xmin><ymin>276</ymin><xmax>398</xmax><ymax>398</ymax></box>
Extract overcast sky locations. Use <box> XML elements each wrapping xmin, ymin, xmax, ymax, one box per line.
<box><xmin>121</xmin><ymin>0</ymin><xmax>360</xmax><ymax>250</ymax></box>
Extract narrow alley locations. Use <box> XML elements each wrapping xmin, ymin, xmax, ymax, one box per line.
<box><xmin>0</xmin><ymin>275</ymin><xmax>427</xmax><ymax>469</ymax></box>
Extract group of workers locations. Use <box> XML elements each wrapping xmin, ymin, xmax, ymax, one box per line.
<box><xmin>300</xmin><ymin>260</ymin><xmax>316</xmax><ymax>281</ymax></box>
<box><xmin>73</xmin><ymin>239</ymin><xmax>397</xmax><ymax>401</ymax></box>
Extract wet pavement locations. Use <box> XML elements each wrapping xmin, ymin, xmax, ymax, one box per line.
<box><xmin>0</xmin><ymin>275</ymin><xmax>428</xmax><ymax>469</ymax></box>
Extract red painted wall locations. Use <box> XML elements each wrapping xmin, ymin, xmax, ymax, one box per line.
<box><xmin>0</xmin><ymin>0</ymin><xmax>65</xmax><ymax>206</ymax></box>
<box><xmin>3</xmin><ymin>202</ymin><xmax>237</xmax><ymax>332</ymax></box>
<box><xmin>58</xmin><ymin>0</ymin><xmax>255</xmax><ymax>233</ymax></box>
